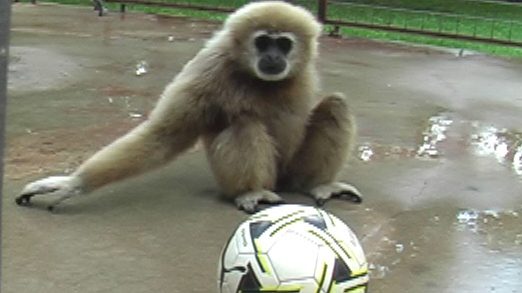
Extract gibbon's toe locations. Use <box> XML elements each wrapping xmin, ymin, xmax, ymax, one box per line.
<box><xmin>238</xmin><ymin>201</ymin><xmax>259</xmax><ymax>214</ymax></box>
<box><xmin>310</xmin><ymin>182</ymin><xmax>362</xmax><ymax>206</ymax></box>
<box><xmin>235</xmin><ymin>190</ymin><xmax>284</xmax><ymax>214</ymax></box>
<box><xmin>331</xmin><ymin>189</ymin><xmax>363</xmax><ymax>204</ymax></box>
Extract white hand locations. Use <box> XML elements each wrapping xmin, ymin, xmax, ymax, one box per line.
<box><xmin>16</xmin><ymin>176</ymin><xmax>84</xmax><ymax>211</ymax></box>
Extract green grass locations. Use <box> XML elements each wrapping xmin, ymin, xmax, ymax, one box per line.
<box><xmin>32</xmin><ymin>0</ymin><xmax>522</xmax><ymax>58</ymax></box>
<box><xmin>329</xmin><ymin>0</ymin><xmax>522</xmax><ymax>20</ymax></box>
<box><xmin>338</xmin><ymin>26</ymin><xmax>522</xmax><ymax>58</ymax></box>
<box><xmin>323</xmin><ymin>2</ymin><xmax>522</xmax><ymax>42</ymax></box>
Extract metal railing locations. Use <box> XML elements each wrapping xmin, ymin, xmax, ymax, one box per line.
<box><xmin>105</xmin><ymin>0</ymin><xmax>235</xmax><ymax>14</ymax></box>
<box><xmin>316</xmin><ymin>0</ymin><xmax>522</xmax><ymax>47</ymax></box>
<box><xmin>14</xmin><ymin>0</ymin><xmax>522</xmax><ymax>47</ymax></box>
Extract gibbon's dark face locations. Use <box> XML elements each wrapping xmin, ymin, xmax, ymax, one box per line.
<box><xmin>250</xmin><ymin>31</ymin><xmax>296</xmax><ymax>81</ymax></box>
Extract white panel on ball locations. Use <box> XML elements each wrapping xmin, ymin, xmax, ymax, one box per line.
<box><xmin>267</xmin><ymin>230</ymin><xmax>320</xmax><ymax>281</ymax></box>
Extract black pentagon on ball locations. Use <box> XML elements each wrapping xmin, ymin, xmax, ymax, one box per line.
<box><xmin>303</xmin><ymin>215</ymin><xmax>328</xmax><ymax>231</ymax></box>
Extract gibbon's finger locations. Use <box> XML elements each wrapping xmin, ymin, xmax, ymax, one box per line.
<box><xmin>15</xmin><ymin>190</ymin><xmax>55</xmax><ymax>206</ymax></box>
<box><xmin>310</xmin><ymin>182</ymin><xmax>363</xmax><ymax>206</ymax></box>
<box><xmin>16</xmin><ymin>179</ymin><xmax>63</xmax><ymax>206</ymax></box>
<box><xmin>15</xmin><ymin>176</ymin><xmax>80</xmax><ymax>207</ymax></box>
<box><xmin>235</xmin><ymin>190</ymin><xmax>284</xmax><ymax>214</ymax></box>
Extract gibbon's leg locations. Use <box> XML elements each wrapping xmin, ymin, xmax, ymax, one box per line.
<box><xmin>284</xmin><ymin>93</ymin><xmax>362</xmax><ymax>206</ymax></box>
<box><xmin>205</xmin><ymin>118</ymin><xmax>283</xmax><ymax>213</ymax></box>
<box><xmin>16</xmin><ymin>121</ymin><xmax>199</xmax><ymax>210</ymax></box>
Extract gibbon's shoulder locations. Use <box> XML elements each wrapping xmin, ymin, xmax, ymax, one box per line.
<box><xmin>223</xmin><ymin>1</ymin><xmax>322</xmax><ymax>39</ymax></box>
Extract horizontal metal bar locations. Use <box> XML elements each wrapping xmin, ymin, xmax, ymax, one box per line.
<box><xmin>324</xmin><ymin>18</ymin><xmax>522</xmax><ymax>47</ymax></box>
<box><xmin>105</xmin><ymin>0</ymin><xmax>235</xmax><ymax>13</ymax></box>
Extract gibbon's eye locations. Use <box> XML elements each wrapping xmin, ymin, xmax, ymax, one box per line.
<box><xmin>276</xmin><ymin>37</ymin><xmax>293</xmax><ymax>54</ymax></box>
<box><xmin>255</xmin><ymin>35</ymin><xmax>272</xmax><ymax>52</ymax></box>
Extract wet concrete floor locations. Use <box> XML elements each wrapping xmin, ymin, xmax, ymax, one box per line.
<box><xmin>3</xmin><ymin>3</ymin><xmax>522</xmax><ymax>293</ymax></box>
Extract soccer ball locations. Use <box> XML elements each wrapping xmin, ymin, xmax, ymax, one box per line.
<box><xmin>218</xmin><ymin>204</ymin><xmax>369</xmax><ymax>293</ymax></box>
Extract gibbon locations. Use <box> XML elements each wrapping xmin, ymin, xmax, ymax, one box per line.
<box><xmin>16</xmin><ymin>1</ymin><xmax>362</xmax><ymax>213</ymax></box>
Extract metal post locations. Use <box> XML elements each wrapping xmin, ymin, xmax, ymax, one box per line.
<box><xmin>388</xmin><ymin>14</ymin><xmax>394</xmax><ymax>27</ymax></box>
<box><xmin>0</xmin><ymin>0</ymin><xmax>12</xmax><ymax>280</ymax></box>
<box><xmin>93</xmin><ymin>0</ymin><xmax>104</xmax><ymax>16</ymax></box>
<box><xmin>508</xmin><ymin>21</ymin><xmax>513</xmax><ymax>41</ymax></box>
<box><xmin>318</xmin><ymin>0</ymin><xmax>327</xmax><ymax>23</ymax></box>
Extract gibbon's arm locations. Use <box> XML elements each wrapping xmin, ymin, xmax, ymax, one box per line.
<box><xmin>16</xmin><ymin>85</ymin><xmax>203</xmax><ymax>210</ymax></box>
<box><xmin>74</xmin><ymin>119</ymin><xmax>198</xmax><ymax>191</ymax></box>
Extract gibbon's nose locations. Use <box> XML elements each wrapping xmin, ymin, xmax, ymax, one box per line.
<box><xmin>258</xmin><ymin>54</ymin><xmax>287</xmax><ymax>75</ymax></box>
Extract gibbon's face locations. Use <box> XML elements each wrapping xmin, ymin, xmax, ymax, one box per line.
<box><xmin>249</xmin><ymin>30</ymin><xmax>297</xmax><ymax>82</ymax></box>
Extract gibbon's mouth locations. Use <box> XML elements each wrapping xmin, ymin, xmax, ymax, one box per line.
<box><xmin>258</xmin><ymin>59</ymin><xmax>287</xmax><ymax>75</ymax></box>
<box><xmin>256</xmin><ymin>60</ymin><xmax>289</xmax><ymax>81</ymax></box>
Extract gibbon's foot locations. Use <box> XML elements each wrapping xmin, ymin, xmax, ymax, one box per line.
<box><xmin>15</xmin><ymin>176</ymin><xmax>83</xmax><ymax>211</ymax></box>
<box><xmin>235</xmin><ymin>190</ymin><xmax>285</xmax><ymax>214</ymax></box>
<box><xmin>309</xmin><ymin>182</ymin><xmax>362</xmax><ymax>206</ymax></box>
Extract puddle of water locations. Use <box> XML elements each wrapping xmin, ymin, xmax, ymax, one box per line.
<box><xmin>456</xmin><ymin>209</ymin><xmax>480</xmax><ymax>224</ymax></box>
<box><xmin>368</xmin><ymin>263</ymin><xmax>390</xmax><ymax>279</ymax></box>
<box><xmin>357</xmin><ymin>113</ymin><xmax>522</xmax><ymax>181</ymax></box>
<box><xmin>455</xmin><ymin>208</ymin><xmax>521</xmax><ymax>242</ymax></box>
<box><xmin>128</xmin><ymin>112</ymin><xmax>144</xmax><ymax>119</ymax></box>
<box><xmin>358</xmin><ymin>144</ymin><xmax>374</xmax><ymax>161</ymax></box>
<box><xmin>456</xmin><ymin>209</ymin><xmax>480</xmax><ymax>232</ymax></box>
<box><xmin>357</xmin><ymin>113</ymin><xmax>453</xmax><ymax>162</ymax></box>
<box><xmin>470</xmin><ymin>123</ymin><xmax>522</xmax><ymax>176</ymax></box>
<box><xmin>135</xmin><ymin>60</ymin><xmax>149</xmax><ymax>76</ymax></box>
<box><xmin>513</xmin><ymin>145</ymin><xmax>522</xmax><ymax>175</ymax></box>
<box><xmin>416</xmin><ymin>113</ymin><xmax>453</xmax><ymax>158</ymax></box>
<box><xmin>356</xmin><ymin>143</ymin><xmax>416</xmax><ymax>162</ymax></box>
<box><xmin>456</xmin><ymin>208</ymin><xmax>520</xmax><ymax>224</ymax></box>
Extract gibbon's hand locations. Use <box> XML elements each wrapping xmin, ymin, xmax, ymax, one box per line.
<box><xmin>16</xmin><ymin>176</ymin><xmax>83</xmax><ymax>211</ymax></box>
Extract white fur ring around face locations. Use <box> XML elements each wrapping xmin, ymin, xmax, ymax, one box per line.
<box><xmin>16</xmin><ymin>176</ymin><xmax>83</xmax><ymax>211</ymax></box>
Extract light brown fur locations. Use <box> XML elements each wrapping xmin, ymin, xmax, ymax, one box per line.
<box><xmin>16</xmin><ymin>1</ymin><xmax>361</xmax><ymax>212</ymax></box>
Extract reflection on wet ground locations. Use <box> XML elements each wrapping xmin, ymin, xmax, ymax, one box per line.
<box><xmin>357</xmin><ymin>112</ymin><xmax>456</xmax><ymax>162</ymax></box>
<box><xmin>471</xmin><ymin>124</ymin><xmax>522</xmax><ymax>176</ymax></box>
<box><xmin>416</xmin><ymin>113</ymin><xmax>453</xmax><ymax>158</ymax></box>
<box><xmin>358</xmin><ymin>111</ymin><xmax>522</xmax><ymax>180</ymax></box>
<box><xmin>3</xmin><ymin>3</ymin><xmax>522</xmax><ymax>293</ymax></box>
